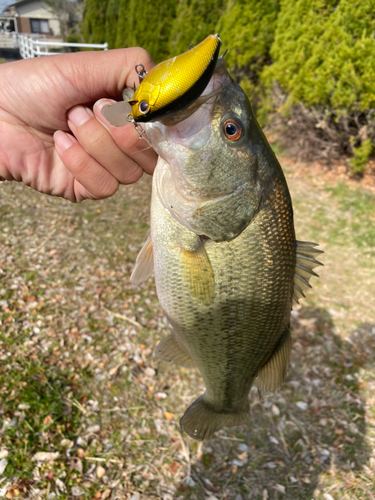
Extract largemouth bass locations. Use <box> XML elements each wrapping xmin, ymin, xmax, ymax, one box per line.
<box><xmin>127</xmin><ymin>47</ymin><xmax>323</xmax><ymax>441</ymax></box>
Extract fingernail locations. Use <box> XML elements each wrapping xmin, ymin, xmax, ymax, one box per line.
<box><xmin>94</xmin><ymin>98</ymin><xmax>115</xmax><ymax>114</ymax></box>
<box><xmin>54</xmin><ymin>131</ymin><xmax>75</xmax><ymax>152</ymax></box>
<box><xmin>68</xmin><ymin>106</ymin><xmax>93</xmax><ymax>127</ymax></box>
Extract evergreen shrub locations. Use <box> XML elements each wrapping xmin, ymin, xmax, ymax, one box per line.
<box><xmin>260</xmin><ymin>0</ymin><xmax>375</xmax><ymax>169</ymax></box>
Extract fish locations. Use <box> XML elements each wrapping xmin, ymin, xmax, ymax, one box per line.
<box><xmin>128</xmin><ymin>46</ymin><xmax>323</xmax><ymax>441</ymax></box>
<box><xmin>128</xmin><ymin>34</ymin><xmax>221</xmax><ymax>123</ymax></box>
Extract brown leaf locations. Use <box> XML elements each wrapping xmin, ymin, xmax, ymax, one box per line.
<box><xmin>164</xmin><ymin>411</ymin><xmax>174</xmax><ymax>420</ymax></box>
<box><xmin>169</xmin><ymin>461</ymin><xmax>180</xmax><ymax>474</ymax></box>
<box><xmin>43</xmin><ymin>414</ymin><xmax>53</xmax><ymax>426</ymax></box>
<box><xmin>101</xmin><ymin>489</ymin><xmax>111</xmax><ymax>500</ymax></box>
<box><xmin>96</xmin><ymin>465</ymin><xmax>106</xmax><ymax>479</ymax></box>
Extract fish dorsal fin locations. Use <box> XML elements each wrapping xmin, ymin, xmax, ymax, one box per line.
<box><xmin>154</xmin><ymin>334</ymin><xmax>196</xmax><ymax>368</ymax></box>
<box><xmin>130</xmin><ymin>231</ymin><xmax>154</xmax><ymax>285</ymax></box>
<box><xmin>256</xmin><ymin>327</ymin><xmax>292</xmax><ymax>392</ymax></box>
<box><xmin>293</xmin><ymin>240</ymin><xmax>324</xmax><ymax>305</ymax></box>
<box><xmin>180</xmin><ymin>237</ymin><xmax>214</xmax><ymax>305</ymax></box>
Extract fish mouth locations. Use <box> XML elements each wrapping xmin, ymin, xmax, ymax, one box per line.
<box><xmin>144</xmin><ymin>59</ymin><xmax>230</xmax><ymax>152</ymax></box>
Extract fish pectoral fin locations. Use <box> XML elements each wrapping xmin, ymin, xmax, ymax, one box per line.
<box><xmin>130</xmin><ymin>231</ymin><xmax>154</xmax><ymax>285</ymax></box>
<box><xmin>293</xmin><ymin>240</ymin><xmax>324</xmax><ymax>305</ymax></box>
<box><xmin>180</xmin><ymin>238</ymin><xmax>214</xmax><ymax>305</ymax></box>
<box><xmin>180</xmin><ymin>395</ymin><xmax>250</xmax><ymax>441</ymax></box>
<box><xmin>154</xmin><ymin>334</ymin><xmax>196</xmax><ymax>368</ymax></box>
<box><xmin>256</xmin><ymin>327</ymin><xmax>292</xmax><ymax>393</ymax></box>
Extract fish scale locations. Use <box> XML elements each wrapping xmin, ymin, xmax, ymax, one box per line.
<box><xmin>130</xmin><ymin>52</ymin><xmax>323</xmax><ymax>441</ymax></box>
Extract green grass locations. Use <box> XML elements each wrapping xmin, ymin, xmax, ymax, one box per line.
<box><xmin>1</xmin><ymin>169</ymin><xmax>375</xmax><ymax>499</ymax></box>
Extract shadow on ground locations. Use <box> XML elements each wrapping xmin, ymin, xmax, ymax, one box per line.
<box><xmin>184</xmin><ymin>309</ymin><xmax>375</xmax><ymax>500</ymax></box>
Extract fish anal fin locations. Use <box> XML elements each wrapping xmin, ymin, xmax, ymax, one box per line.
<box><xmin>130</xmin><ymin>231</ymin><xmax>154</xmax><ymax>285</ymax></box>
<box><xmin>256</xmin><ymin>328</ymin><xmax>292</xmax><ymax>393</ymax></box>
<box><xmin>180</xmin><ymin>394</ymin><xmax>250</xmax><ymax>441</ymax></box>
<box><xmin>154</xmin><ymin>334</ymin><xmax>196</xmax><ymax>368</ymax></box>
<box><xmin>293</xmin><ymin>240</ymin><xmax>324</xmax><ymax>305</ymax></box>
<box><xmin>180</xmin><ymin>238</ymin><xmax>214</xmax><ymax>305</ymax></box>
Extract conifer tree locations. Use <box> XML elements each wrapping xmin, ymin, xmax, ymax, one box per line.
<box><xmin>82</xmin><ymin>0</ymin><xmax>109</xmax><ymax>44</ymax></box>
<box><xmin>114</xmin><ymin>0</ymin><xmax>176</xmax><ymax>62</ymax></box>
<box><xmin>114</xmin><ymin>0</ymin><xmax>133</xmax><ymax>50</ymax></box>
<box><xmin>217</xmin><ymin>0</ymin><xmax>280</xmax><ymax>107</ymax></box>
<box><xmin>168</xmin><ymin>0</ymin><xmax>225</xmax><ymax>57</ymax></box>
<box><xmin>105</xmin><ymin>0</ymin><xmax>120</xmax><ymax>49</ymax></box>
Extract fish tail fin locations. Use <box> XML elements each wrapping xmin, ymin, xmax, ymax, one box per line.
<box><xmin>180</xmin><ymin>395</ymin><xmax>250</xmax><ymax>441</ymax></box>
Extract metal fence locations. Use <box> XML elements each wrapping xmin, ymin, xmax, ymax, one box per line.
<box><xmin>15</xmin><ymin>33</ymin><xmax>108</xmax><ymax>58</ymax></box>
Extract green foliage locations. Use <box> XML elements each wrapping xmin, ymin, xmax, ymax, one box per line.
<box><xmin>65</xmin><ymin>32</ymin><xmax>84</xmax><ymax>52</ymax></box>
<box><xmin>168</xmin><ymin>0</ymin><xmax>226</xmax><ymax>57</ymax></box>
<box><xmin>349</xmin><ymin>139</ymin><xmax>373</xmax><ymax>175</ymax></box>
<box><xmin>115</xmin><ymin>0</ymin><xmax>176</xmax><ymax>62</ymax></box>
<box><xmin>105</xmin><ymin>0</ymin><xmax>120</xmax><ymax>49</ymax></box>
<box><xmin>262</xmin><ymin>0</ymin><xmax>375</xmax><ymax>115</ymax></box>
<box><xmin>82</xmin><ymin>0</ymin><xmax>375</xmax><ymax>167</ymax></box>
<box><xmin>82</xmin><ymin>0</ymin><xmax>109</xmax><ymax>44</ymax></box>
<box><xmin>217</xmin><ymin>0</ymin><xmax>280</xmax><ymax>106</ymax></box>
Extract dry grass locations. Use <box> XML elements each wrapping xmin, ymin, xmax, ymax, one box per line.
<box><xmin>0</xmin><ymin>158</ymin><xmax>375</xmax><ymax>500</ymax></box>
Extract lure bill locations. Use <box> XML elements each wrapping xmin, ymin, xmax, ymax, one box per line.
<box><xmin>128</xmin><ymin>34</ymin><xmax>221</xmax><ymax>123</ymax></box>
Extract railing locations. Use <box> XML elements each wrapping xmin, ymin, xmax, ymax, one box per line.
<box><xmin>0</xmin><ymin>31</ymin><xmax>18</xmax><ymax>49</ymax></box>
<box><xmin>15</xmin><ymin>33</ymin><xmax>108</xmax><ymax>58</ymax></box>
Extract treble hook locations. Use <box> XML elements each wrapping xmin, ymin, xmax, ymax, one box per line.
<box><xmin>126</xmin><ymin>113</ymin><xmax>152</xmax><ymax>147</ymax></box>
<box><xmin>135</xmin><ymin>63</ymin><xmax>148</xmax><ymax>84</ymax></box>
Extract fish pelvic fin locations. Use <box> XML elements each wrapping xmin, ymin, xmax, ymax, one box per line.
<box><xmin>256</xmin><ymin>327</ymin><xmax>291</xmax><ymax>392</ymax></box>
<box><xmin>154</xmin><ymin>334</ymin><xmax>196</xmax><ymax>368</ymax></box>
<box><xmin>180</xmin><ymin>395</ymin><xmax>250</xmax><ymax>441</ymax></box>
<box><xmin>130</xmin><ymin>231</ymin><xmax>154</xmax><ymax>285</ymax></box>
<box><xmin>180</xmin><ymin>237</ymin><xmax>214</xmax><ymax>305</ymax></box>
<box><xmin>293</xmin><ymin>240</ymin><xmax>324</xmax><ymax>305</ymax></box>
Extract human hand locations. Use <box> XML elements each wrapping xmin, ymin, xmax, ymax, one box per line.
<box><xmin>0</xmin><ymin>49</ymin><xmax>157</xmax><ymax>202</ymax></box>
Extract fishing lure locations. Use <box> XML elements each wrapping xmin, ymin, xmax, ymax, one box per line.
<box><xmin>128</xmin><ymin>34</ymin><xmax>221</xmax><ymax>123</ymax></box>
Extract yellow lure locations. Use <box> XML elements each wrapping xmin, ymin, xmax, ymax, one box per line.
<box><xmin>128</xmin><ymin>34</ymin><xmax>221</xmax><ymax>123</ymax></box>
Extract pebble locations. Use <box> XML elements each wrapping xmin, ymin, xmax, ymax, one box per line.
<box><xmin>296</xmin><ymin>401</ymin><xmax>308</xmax><ymax>411</ymax></box>
<box><xmin>265</xmin><ymin>461</ymin><xmax>277</xmax><ymax>468</ymax></box>
<box><xmin>71</xmin><ymin>486</ymin><xmax>85</xmax><ymax>497</ymax></box>
<box><xmin>76</xmin><ymin>437</ymin><xmax>87</xmax><ymax>448</ymax></box>
<box><xmin>32</xmin><ymin>452</ymin><xmax>60</xmax><ymax>462</ymax></box>
<box><xmin>96</xmin><ymin>465</ymin><xmax>106</xmax><ymax>478</ymax></box>
<box><xmin>0</xmin><ymin>450</ymin><xmax>8</xmax><ymax>460</ymax></box>
<box><xmin>237</xmin><ymin>443</ymin><xmax>249</xmax><ymax>453</ymax></box>
<box><xmin>18</xmin><ymin>403</ymin><xmax>30</xmax><ymax>410</ymax></box>
<box><xmin>271</xmin><ymin>404</ymin><xmax>280</xmax><ymax>416</ymax></box>
<box><xmin>129</xmin><ymin>494</ymin><xmax>140</xmax><ymax>500</ymax></box>
<box><xmin>86</xmin><ymin>425</ymin><xmax>100</xmax><ymax>434</ymax></box>
<box><xmin>155</xmin><ymin>392</ymin><xmax>167</xmax><ymax>399</ymax></box>
<box><xmin>144</xmin><ymin>367</ymin><xmax>156</xmax><ymax>377</ymax></box>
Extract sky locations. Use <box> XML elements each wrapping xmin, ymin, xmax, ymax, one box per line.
<box><xmin>0</xmin><ymin>0</ymin><xmax>11</xmax><ymax>14</ymax></box>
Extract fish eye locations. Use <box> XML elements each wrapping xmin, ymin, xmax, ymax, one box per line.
<box><xmin>139</xmin><ymin>100</ymin><xmax>150</xmax><ymax>114</ymax></box>
<box><xmin>223</xmin><ymin>119</ymin><xmax>242</xmax><ymax>141</ymax></box>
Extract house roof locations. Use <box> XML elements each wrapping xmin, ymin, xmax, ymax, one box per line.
<box><xmin>6</xmin><ymin>0</ymin><xmax>41</xmax><ymax>7</ymax></box>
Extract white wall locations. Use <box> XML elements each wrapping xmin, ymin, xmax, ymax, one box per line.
<box><xmin>15</xmin><ymin>1</ymin><xmax>61</xmax><ymax>36</ymax></box>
